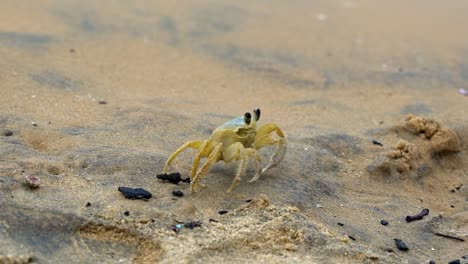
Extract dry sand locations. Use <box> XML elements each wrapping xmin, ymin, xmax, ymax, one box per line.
<box><xmin>0</xmin><ymin>1</ymin><xmax>467</xmax><ymax>263</ymax></box>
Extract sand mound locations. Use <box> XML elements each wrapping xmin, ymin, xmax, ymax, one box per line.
<box><xmin>368</xmin><ymin>114</ymin><xmax>461</xmax><ymax>179</ymax></box>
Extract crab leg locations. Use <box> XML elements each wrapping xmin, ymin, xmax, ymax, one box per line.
<box><xmin>191</xmin><ymin>143</ymin><xmax>223</xmax><ymax>192</ymax></box>
<box><xmin>253</xmin><ymin>123</ymin><xmax>287</xmax><ymax>176</ymax></box>
<box><xmin>191</xmin><ymin>140</ymin><xmax>212</xmax><ymax>180</ymax></box>
<box><xmin>163</xmin><ymin>140</ymin><xmax>203</xmax><ymax>173</ymax></box>
<box><xmin>223</xmin><ymin>143</ymin><xmax>259</xmax><ymax>192</ymax></box>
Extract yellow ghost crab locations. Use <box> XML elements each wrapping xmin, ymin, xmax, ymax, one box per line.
<box><xmin>162</xmin><ymin>108</ymin><xmax>287</xmax><ymax>193</ymax></box>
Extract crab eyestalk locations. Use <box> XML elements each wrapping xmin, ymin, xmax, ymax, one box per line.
<box><xmin>253</xmin><ymin>108</ymin><xmax>261</xmax><ymax>121</ymax></box>
<box><xmin>244</xmin><ymin>112</ymin><xmax>252</xmax><ymax>125</ymax></box>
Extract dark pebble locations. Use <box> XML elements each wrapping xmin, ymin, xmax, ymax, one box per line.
<box><xmin>429</xmin><ymin>260</ymin><xmax>436</xmax><ymax>264</ymax></box>
<box><xmin>245</xmin><ymin>199</ymin><xmax>252</xmax><ymax>203</ymax></box>
<box><xmin>218</xmin><ymin>210</ymin><xmax>228</xmax><ymax>215</ymax></box>
<box><xmin>124</xmin><ymin>211</ymin><xmax>130</xmax><ymax>216</ymax></box>
<box><xmin>337</xmin><ymin>222</ymin><xmax>344</xmax><ymax>226</ymax></box>
<box><xmin>184</xmin><ymin>221</ymin><xmax>202</xmax><ymax>229</ymax></box>
<box><xmin>380</xmin><ymin>220</ymin><xmax>389</xmax><ymax>226</ymax></box>
<box><xmin>172</xmin><ymin>190</ymin><xmax>184</xmax><ymax>197</ymax></box>
<box><xmin>406</xmin><ymin>208</ymin><xmax>430</xmax><ymax>222</ymax></box>
<box><xmin>98</xmin><ymin>100</ymin><xmax>107</xmax><ymax>104</ymax></box>
<box><xmin>348</xmin><ymin>235</ymin><xmax>356</xmax><ymax>241</ymax></box>
<box><xmin>372</xmin><ymin>140</ymin><xmax>383</xmax><ymax>146</ymax></box>
<box><xmin>394</xmin><ymin>238</ymin><xmax>409</xmax><ymax>251</ymax></box>
<box><xmin>448</xmin><ymin>260</ymin><xmax>460</xmax><ymax>264</ymax></box>
<box><xmin>24</xmin><ymin>175</ymin><xmax>40</xmax><ymax>189</ymax></box>
<box><xmin>2</xmin><ymin>130</ymin><xmax>13</xmax><ymax>136</ymax></box>
<box><xmin>209</xmin><ymin>218</ymin><xmax>218</xmax><ymax>223</ymax></box>
<box><xmin>118</xmin><ymin>187</ymin><xmax>152</xmax><ymax>200</ymax></box>
<box><xmin>156</xmin><ymin>172</ymin><xmax>190</xmax><ymax>184</ymax></box>
<box><xmin>86</xmin><ymin>202</ymin><xmax>91</xmax><ymax>207</ymax></box>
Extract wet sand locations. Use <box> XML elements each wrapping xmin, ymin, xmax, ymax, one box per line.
<box><xmin>1</xmin><ymin>1</ymin><xmax>467</xmax><ymax>263</ymax></box>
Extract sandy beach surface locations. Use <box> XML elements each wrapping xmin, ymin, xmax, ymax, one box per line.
<box><xmin>1</xmin><ymin>1</ymin><xmax>467</xmax><ymax>263</ymax></box>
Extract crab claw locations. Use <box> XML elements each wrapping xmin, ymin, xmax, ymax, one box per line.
<box><xmin>261</xmin><ymin>136</ymin><xmax>286</xmax><ymax>174</ymax></box>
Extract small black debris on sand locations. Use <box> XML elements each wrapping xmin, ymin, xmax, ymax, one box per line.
<box><xmin>209</xmin><ymin>218</ymin><xmax>218</xmax><ymax>223</ymax></box>
<box><xmin>429</xmin><ymin>260</ymin><xmax>436</xmax><ymax>264</ymax></box>
<box><xmin>98</xmin><ymin>100</ymin><xmax>107</xmax><ymax>104</ymax></box>
<box><xmin>184</xmin><ymin>221</ymin><xmax>202</xmax><ymax>229</ymax></box>
<box><xmin>372</xmin><ymin>140</ymin><xmax>383</xmax><ymax>146</ymax></box>
<box><xmin>170</xmin><ymin>224</ymin><xmax>181</xmax><ymax>233</ymax></box>
<box><xmin>124</xmin><ymin>211</ymin><xmax>130</xmax><ymax>216</ymax></box>
<box><xmin>434</xmin><ymin>232</ymin><xmax>465</xmax><ymax>242</ymax></box>
<box><xmin>170</xmin><ymin>221</ymin><xmax>202</xmax><ymax>233</ymax></box>
<box><xmin>380</xmin><ymin>220</ymin><xmax>389</xmax><ymax>226</ymax></box>
<box><xmin>394</xmin><ymin>239</ymin><xmax>409</xmax><ymax>251</ymax></box>
<box><xmin>157</xmin><ymin>172</ymin><xmax>191</xmax><ymax>184</ymax></box>
<box><xmin>448</xmin><ymin>260</ymin><xmax>460</xmax><ymax>264</ymax></box>
<box><xmin>218</xmin><ymin>210</ymin><xmax>228</xmax><ymax>215</ymax></box>
<box><xmin>85</xmin><ymin>202</ymin><xmax>91</xmax><ymax>207</ymax></box>
<box><xmin>69</xmin><ymin>48</ymin><xmax>75</xmax><ymax>53</ymax></box>
<box><xmin>24</xmin><ymin>175</ymin><xmax>40</xmax><ymax>189</ymax></box>
<box><xmin>245</xmin><ymin>199</ymin><xmax>252</xmax><ymax>203</ymax></box>
<box><xmin>348</xmin><ymin>235</ymin><xmax>356</xmax><ymax>241</ymax></box>
<box><xmin>337</xmin><ymin>222</ymin><xmax>344</xmax><ymax>226</ymax></box>
<box><xmin>172</xmin><ymin>190</ymin><xmax>184</xmax><ymax>197</ymax></box>
<box><xmin>118</xmin><ymin>187</ymin><xmax>152</xmax><ymax>200</ymax></box>
<box><xmin>2</xmin><ymin>129</ymin><xmax>13</xmax><ymax>136</ymax></box>
<box><xmin>406</xmin><ymin>208</ymin><xmax>429</xmax><ymax>222</ymax></box>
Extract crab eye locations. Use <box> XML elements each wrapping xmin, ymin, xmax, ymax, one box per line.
<box><xmin>244</xmin><ymin>112</ymin><xmax>252</xmax><ymax>125</ymax></box>
<box><xmin>253</xmin><ymin>108</ymin><xmax>261</xmax><ymax>121</ymax></box>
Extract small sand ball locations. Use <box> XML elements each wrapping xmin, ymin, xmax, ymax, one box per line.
<box><xmin>25</xmin><ymin>175</ymin><xmax>40</xmax><ymax>189</ymax></box>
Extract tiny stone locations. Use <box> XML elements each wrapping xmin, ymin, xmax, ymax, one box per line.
<box><xmin>24</xmin><ymin>175</ymin><xmax>40</xmax><ymax>189</ymax></box>
<box><xmin>245</xmin><ymin>199</ymin><xmax>252</xmax><ymax>203</ymax></box>
<box><xmin>156</xmin><ymin>172</ymin><xmax>189</xmax><ymax>184</ymax></box>
<box><xmin>372</xmin><ymin>140</ymin><xmax>383</xmax><ymax>146</ymax></box>
<box><xmin>394</xmin><ymin>238</ymin><xmax>409</xmax><ymax>251</ymax></box>
<box><xmin>429</xmin><ymin>260</ymin><xmax>436</xmax><ymax>264</ymax></box>
<box><xmin>348</xmin><ymin>235</ymin><xmax>356</xmax><ymax>241</ymax></box>
<box><xmin>138</xmin><ymin>218</ymin><xmax>150</xmax><ymax>224</ymax></box>
<box><xmin>86</xmin><ymin>202</ymin><xmax>91</xmax><ymax>207</ymax></box>
<box><xmin>118</xmin><ymin>187</ymin><xmax>152</xmax><ymax>200</ymax></box>
<box><xmin>172</xmin><ymin>190</ymin><xmax>184</xmax><ymax>197</ymax></box>
<box><xmin>209</xmin><ymin>218</ymin><xmax>218</xmax><ymax>223</ymax></box>
<box><xmin>184</xmin><ymin>221</ymin><xmax>202</xmax><ymax>229</ymax></box>
<box><xmin>98</xmin><ymin>100</ymin><xmax>107</xmax><ymax>105</ymax></box>
<box><xmin>316</xmin><ymin>204</ymin><xmax>323</xmax><ymax>208</ymax></box>
<box><xmin>448</xmin><ymin>260</ymin><xmax>460</xmax><ymax>264</ymax></box>
<box><xmin>124</xmin><ymin>211</ymin><xmax>130</xmax><ymax>216</ymax></box>
<box><xmin>31</xmin><ymin>122</ymin><xmax>38</xmax><ymax>127</ymax></box>
<box><xmin>218</xmin><ymin>210</ymin><xmax>228</xmax><ymax>215</ymax></box>
<box><xmin>2</xmin><ymin>129</ymin><xmax>13</xmax><ymax>136</ymax></box>
<box><xmin>337</xmin><ymin>222</ymin><xmax>344</xmax><ymax>226</ymax></box>
<box><xmin>380</xmin><ymin>220</ymin><xmax>389</xmax><ymax>226</ymax></box>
